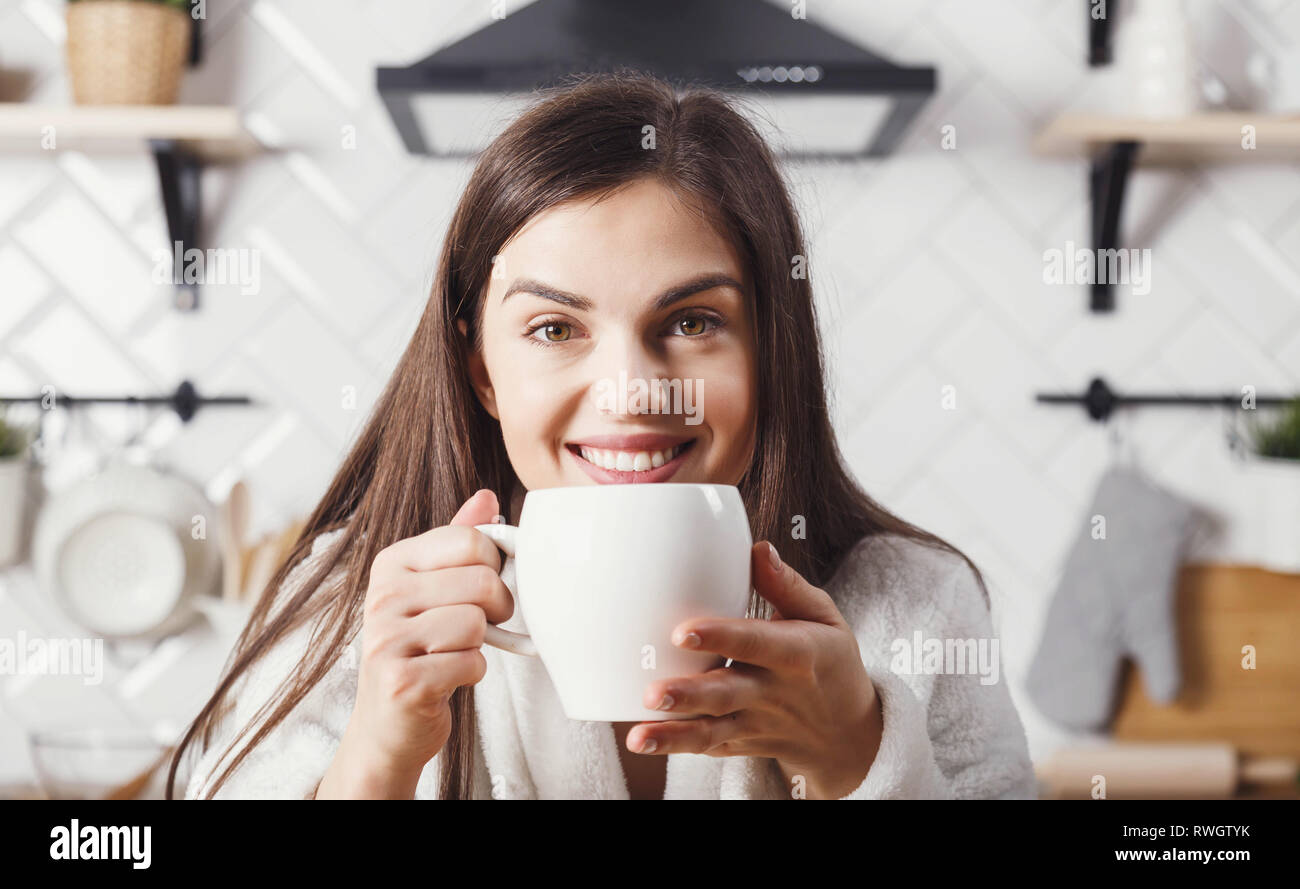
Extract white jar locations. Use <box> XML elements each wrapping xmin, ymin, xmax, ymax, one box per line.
<box><xmin>1116</xmin><ymin>0</ymin><xmax>1200</xmax><ymax>117</ymax></box>
<box><xmin>1242</xmin><ymin>451</ymin><xmax>1300</xmax><ymax>574</ymax></box>
<box><xmin>0</xmin><ymin>457</ymin><xmax>30</xmax><ymax>567</ymax></box>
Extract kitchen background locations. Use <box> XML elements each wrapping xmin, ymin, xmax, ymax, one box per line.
<box><xmin>1</xmin><ymin>0</ymin><xmax>1298</xmax><ymax>799</ymax></box>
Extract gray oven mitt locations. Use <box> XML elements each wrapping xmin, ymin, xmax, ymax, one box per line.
<box><xmin>1025</xmin><ymin>465</ymin><xmax>1197</xmax><ymax>731</ymax></box>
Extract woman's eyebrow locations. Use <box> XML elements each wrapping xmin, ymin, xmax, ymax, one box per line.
<box><xmin>501</xmin><ymin>273</ymin><xmax>744</xmax><ymax>311</ymax></box>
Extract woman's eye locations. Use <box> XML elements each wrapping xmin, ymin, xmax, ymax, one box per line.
<box><xmin>526</xmin><ymin>313</ymin><xmax>720</xmax><ymax>346</ymax></box>
<box><xmin>674</xmin><ymin>314</ymin><xmax>718</xmax><ymax>337</ymax></box>
<box><xmin>528</xmin><ymin>321</ymin><xmax>572</xmax><ymax>344</ymax></box>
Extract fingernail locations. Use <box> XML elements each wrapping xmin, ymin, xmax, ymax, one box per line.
<box><xmin>768</xmin><ymin>541</ymin><xmax>782</xmax><ymax>571</ymax></box>
<box><xmin>492</xmin><ymin>513</ymin><xmax>505</xmax><ymax>524</ymax></box>
<box><xmin>656</xmin><ymin>693</ymin><xmax>675</xmax><ymax>711</ymax></box>
<box><xmin>639</xmin><ymin>738</ymin><xmax>658</xmax><ymax>753</ymax></box>
<box><xmin>675</xmin><ymin>631</ymin><xmax>701</xmax><ymax>649</ymax></box>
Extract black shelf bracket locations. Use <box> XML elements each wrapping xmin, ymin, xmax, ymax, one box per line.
<box><xmin>148</xmin><ymin>0</ymin><xmax>205</xmax><ymax>312</ymax></box>
<box><xmin>149</xmin><ymin>138</ymin><xmax>203</xmax><ymax>312</ymax></box>
<box><xmin>1088</xmin><ymin>0</ymin><xmax>1116</xmax><ymax>66</ymax></box>
<box><xmin>0</xmin><ymin>381</ymin><xmax>254</xmax><ymax>424</ymax></box>
<box><xmin>188</xmin><ymin>0</ymin><xmax>203</xmax><ymax>66</ymax></box>
<box><xmin>1089</xmin><ymin>140</ymin><xmax>1140</xmax><ymax>312</ymax></box>
<box><xmin>1036</xmin><ymin>376</ymin><xmax>1297</xmax><ymax>422</ymax></box>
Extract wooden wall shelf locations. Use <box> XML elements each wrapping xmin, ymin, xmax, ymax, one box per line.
<box><xmin>1035</xmin><ymin>111</ymin><xmax>1300</xmax><ymax>164</ymax></box>
<box><xmin>1033</xmin><ymin>112</ymin><xmax>1300</xmax><ymax>313</ymax></box>
<box><xmin>0</xmin><ymin>103</ymin><xmax>258</xmax><ymax>160</ymax></box>
<box><xmin>0</xmin><ymin>104</ymin><xmax>263</xmax><ymax>311</ymax></box>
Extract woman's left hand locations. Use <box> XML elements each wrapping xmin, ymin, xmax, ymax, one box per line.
<box><xmin>628</xmin><ymin>540</ymin><xmax>884</xmax><ymax>800</ymax></box>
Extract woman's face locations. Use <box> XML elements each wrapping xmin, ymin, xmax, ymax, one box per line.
<box><xmin>463</xmin><ymin>177</ymin><xmax>758</xmax><ymax>491</ymax></box>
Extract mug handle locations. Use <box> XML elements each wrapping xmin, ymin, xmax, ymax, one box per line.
<box><xmin>473</xmin><ymin>523</ymin><xmax>539</xmax><ymax>657</ymax></box>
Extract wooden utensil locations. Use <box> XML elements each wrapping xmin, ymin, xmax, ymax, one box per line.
<box><xmin>1037</xmin><ymin>741</ymin><xmax>1299</xmax><ymax>799</ymax></box>
<box><xmin>275</xmin><ymin>518</ymin><xmax>306</xmax><ymax>563</ymax></box>
<box><xmin>1112</xmin><ymin>563</ymin><xmax>1300</xmax><ymax>761</ymax></box>
<box><xmin>240</xmin><ymin>536</ymin><xmax>280</xmax><ymax>604</ymax></box>
<box><xmin>220</xmin><ymin>480</ymin><xmax>249</xmax><ymax>602</ymax></box>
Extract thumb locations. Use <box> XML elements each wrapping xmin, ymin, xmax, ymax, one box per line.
<box><xmin>752</xmin><ymin>541</ymin><xmax>844</xmax><ymax>627</ymax></box>
<box><xmin>1128</xmin><ymin>623</ymin><xmax>1181</xmax><ymax>705</ymax></box>
<box><xmin>450</xmin><ymin>488</ymin><xmax>501</xmax><ymax>528</ymax></box>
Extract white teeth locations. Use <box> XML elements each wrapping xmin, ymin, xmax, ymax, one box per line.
<box><xmin>577</xmin><ymin>444</ymin><xmax>686</xmax><ymax>472</ymax></box>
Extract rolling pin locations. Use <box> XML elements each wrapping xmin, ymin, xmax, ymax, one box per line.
<box><xmin>1037</xmin><ymin>742</ymin><xmax>1299</xmax><ymax>799</ymax></box>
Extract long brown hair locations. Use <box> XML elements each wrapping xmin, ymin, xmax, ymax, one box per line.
<box><xmin>169</xmin><ymin>69</ymin><xmax>986</xmax><ymax>800</ymax></box>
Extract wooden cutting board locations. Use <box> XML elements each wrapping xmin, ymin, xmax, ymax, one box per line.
<box><xmin>1112</xmin><ymin>562</ymin><xmax>1300</xmax><ymax>782</ymax></box>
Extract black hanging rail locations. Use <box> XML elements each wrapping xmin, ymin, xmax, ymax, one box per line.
<box><xmin>1037</xmin><ymin>377</ymin><xmax>1297</xmax><ymax>422</ymax></box>
<box><xmin>0</xmin><ymin>380</ymin><xmax>254</xmax><ymax>424</ymax></box>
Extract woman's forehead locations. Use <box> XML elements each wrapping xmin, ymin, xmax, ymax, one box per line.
<box><xmin>509</xmin><ymin>180</ymin><xmax>730</xmax><ymax>252</ymax></box>
<box><xmin>491</xmin><ymin>181</ymin><xmax>746</xmax><ymax>307</ymax></box>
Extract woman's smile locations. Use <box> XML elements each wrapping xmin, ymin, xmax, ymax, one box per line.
<box><xmin>565</xmin><ymin>433</ymin><xmax>697</xmax><ymax>484</ymax></box>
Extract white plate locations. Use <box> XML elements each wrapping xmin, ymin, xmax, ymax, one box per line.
<box><xmin>33</xmin><ymin>462</ymin><xmax>222</xmax><ymax>638</ymax></box>
<box><xmin>57</xmin><ymin>511</ymin><xmax>187</xmax><ymax>637</ymax></box>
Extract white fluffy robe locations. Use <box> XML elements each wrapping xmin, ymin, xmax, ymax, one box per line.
<box><xmin>184</xmin><ymin>528</ymin><xmax>1038</xmax><ymax>800</ymax></box>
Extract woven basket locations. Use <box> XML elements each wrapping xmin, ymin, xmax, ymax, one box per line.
<box><xmin>66</xmin><ymin>1</ymin><xmax>191</xmax><ymax>105</ymax></box>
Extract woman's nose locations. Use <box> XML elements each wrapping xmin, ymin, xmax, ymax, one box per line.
<box><xmin>590</xmin><ymin>335</ymin><xmax>671</xmax><ymax>415</ymax></box>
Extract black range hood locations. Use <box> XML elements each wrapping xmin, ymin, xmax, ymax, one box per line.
<box><xmin>377</xmin><ymin>0</ymin><xmax>936</xmax><ymax>159</ymax></box>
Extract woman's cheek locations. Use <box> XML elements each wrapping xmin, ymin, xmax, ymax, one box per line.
<box><xmin>498</xmin><ymin>378</ymin><xmax>557</xmax><ymax>439</ymax></box>
<box><xmin>696</xmin><ymin>358</ymin><xmax>756</xmax><ymax>473</ymax></box>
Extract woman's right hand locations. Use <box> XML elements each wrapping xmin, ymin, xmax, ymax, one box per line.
<box><xmin>315</xmin><ymin>489</ymin><xmax>512</xmax><ymax>798</ymax></box>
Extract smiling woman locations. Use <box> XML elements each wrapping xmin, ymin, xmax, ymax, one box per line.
<box><xmin>462</xmin><ymin>177</ymin><xmax>757</xmax><ymax>492</ymax></box>
<box><xmin>170</xmin><ymin>70</ymin><xmax>1036</xmax><ymax>802</ymax></box>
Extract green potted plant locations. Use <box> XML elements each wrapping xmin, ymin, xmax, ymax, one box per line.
<box><xmin>0</xmin><ymin>413</ymin><xmax>35</xmax><ymax>568</ymax></box>
<box><xmin>1244</xmin><ymin>399</ymin><xmax>1300</xmax><ymax>573</ymax></box>
<box><xmin>66</xmin><ymin>0</ymin><xmax>193</xmax><ymax>105</ymax></box>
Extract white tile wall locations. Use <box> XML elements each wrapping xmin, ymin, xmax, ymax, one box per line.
<box><xmin>1</xmin><ymin>0</ymin><xmax>1299</xmax><ymax>788</ymax></box>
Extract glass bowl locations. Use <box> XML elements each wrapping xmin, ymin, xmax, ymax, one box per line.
<box><xmin>28</xmin><ymin>728</ymin><xmax>172</xmax><ymax>800</ymax></box>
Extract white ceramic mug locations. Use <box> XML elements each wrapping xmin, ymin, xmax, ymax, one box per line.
<box><xmin>474</xmin><ymin>483</ymin><xmax>753</xmax><ymax>722</ymax></box>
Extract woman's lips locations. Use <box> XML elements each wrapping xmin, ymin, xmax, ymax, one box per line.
<box><xmin>566</xmin><ymin>439</ymin><xmax>695</xmax><ymax>484</ymax></box>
